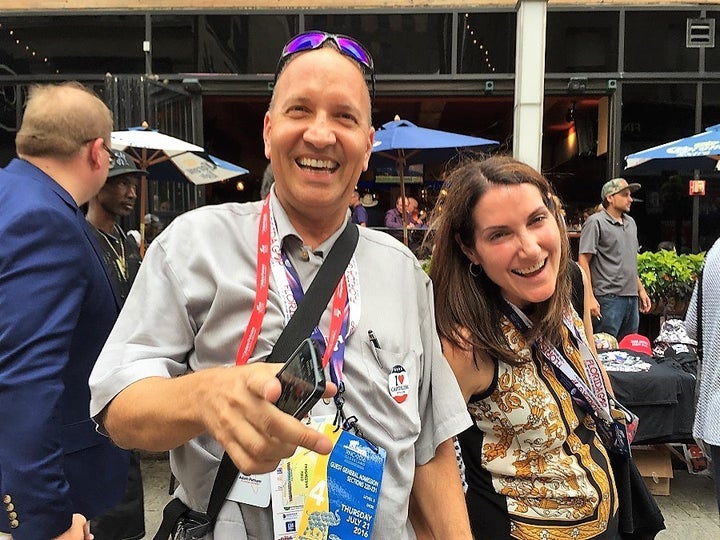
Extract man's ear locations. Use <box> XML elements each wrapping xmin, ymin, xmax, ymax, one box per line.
<box><xmin>88</xmin><ymin>138</ymin><xmax>104</xmax><ymax>171</ymax></box>
<box><xmin>263</xmin><ymin>112</ymin><xmax>272</xmax><ymax>160</ymax></box>
<box><xmin>362</xmin><ymin>127</ymin><xmax>375</xmax><ymax>172</ymax></box>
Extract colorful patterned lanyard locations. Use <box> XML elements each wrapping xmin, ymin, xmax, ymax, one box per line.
<box><xmin>501</xmin><ymin>300</ymin><xmax>612</xmax><ymax>423</ymax></box>
<box><xmin>281</xmin><ymin>254</ymin><xmax>348</xmax><ymax>387</ymax></box>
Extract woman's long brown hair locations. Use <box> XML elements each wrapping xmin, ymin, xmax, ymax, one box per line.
<box><xmin>429</xmin><ymin>155</ymin><xmax>572</xmax><ymax>367</ymax></box>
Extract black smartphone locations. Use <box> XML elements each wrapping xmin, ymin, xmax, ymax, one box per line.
<box><xmin>275</xmin><ymin>338</ymin><xmax>326</xmax><ymax>419</ymax></box>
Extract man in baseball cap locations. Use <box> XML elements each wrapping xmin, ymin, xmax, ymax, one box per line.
<box><xmin>578</xmin><ymin>176</ymin><xmax>651</xmax><ymax>341</ymax></box>
<box><xmin>85</xmin><ymin>148</ymin><xmax>147</xmax><ymax>537</ymax></box>
<box><xmin>86</xmin><ymin>149</ymin><xmax>146</xmax><ymax>300</ymax></box>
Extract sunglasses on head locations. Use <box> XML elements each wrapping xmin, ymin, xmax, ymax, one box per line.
<box><xmin>275</xmin><ymin>31</ymin><xmax>375</xmax><ymax>98</ymax></box>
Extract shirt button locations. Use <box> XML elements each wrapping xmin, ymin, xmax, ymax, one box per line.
<box><xmin>5</xmin><ymin>503</ymin><xmax>13</xmax><ymax>511</ymax></box>
<box><xmin>2</xmin><ymin>495</ymin><xmax>10</xmax><ymax>504</ymax></box>
<box><xmin>299</xmin><ymin>249</ymin><xmax>310</xmax><ymax>262</ymax></box>
<box><xmin>7</xmin><ymin>511</ymin><xmax>16</xmax><ymax>520</ymax></box>
<box><xmin>9</xmin><ymin>519</ymin><xmax>19</xmax><ymax>528</ymax></box>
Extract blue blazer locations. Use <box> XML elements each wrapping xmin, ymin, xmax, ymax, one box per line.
<box><xmin>0</xmin><ymin>159</ymin><xmax>129</xmax><ymax>539</ymax></box>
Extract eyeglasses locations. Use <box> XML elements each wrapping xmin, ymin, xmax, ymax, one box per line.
<box><xmin>83</xmin><ymin>138</ymin><xmax>117</xmax><ymax>167</ymax></box>
<box><xmin>275</xmin><ymin>31</ymin><xmax>375</xmax><ymax>98</ymax></box>
<box><xmin>102</xmin><ymin>142</ymin><xmax>117</xmax><ymax>167</ymax></box>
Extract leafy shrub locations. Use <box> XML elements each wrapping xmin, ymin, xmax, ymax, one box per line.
<box><xmin>637</xmin><ymin>250</ymin><xmax>705</xmax><ymax>306</ymax></box>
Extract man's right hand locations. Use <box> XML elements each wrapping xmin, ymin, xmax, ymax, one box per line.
<box><xmin>198</xmin><ymin>363</ymin><xmax>337</xmax><ymax>475</ymax></box>
<box><xmin>104</xmin><ymin>363</ymin><xmax>337</xmax><ymax>475</ymax></box>
<box><xmin>589</xmin><ymin>295</ymin><xmax>601</xmax><ymax>319</ymax></box>
<box><xmin>53</xmin><ymin>514</ymin><xmax>92</xmax><ymax>540</ymax></box>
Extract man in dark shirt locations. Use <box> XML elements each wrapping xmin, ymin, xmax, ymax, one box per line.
<box><xmin>86</xmin><ymin>150</ymin><xmax>143</xmax><ymax>303</ymax></box>
<box><xmin>86</xmin><ymin>149</ymin><xmax>146</xmax><ymax>539</ymax></box>
<box><xmin>350</xmin><ymin>189</ymin><xmax>368</xmax><ymax>226</ymax></box>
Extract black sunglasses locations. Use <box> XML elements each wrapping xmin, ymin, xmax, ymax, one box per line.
<box><xmin>274</xmin><ymin>31</ymin><xmax>375</xmax><ymax>98</ymax></box>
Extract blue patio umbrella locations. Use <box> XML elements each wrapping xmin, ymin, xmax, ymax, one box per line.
<box><xmin>370</xmin><ymin>117</ymin><xmax>498</xmax><ymax>245</ymax></box>
<box><xmin>624</xmin><ymin>124</ymin><xmax>720</xmax><ymax>173</ymax></box>
<box><xmin>624</xmin><ymin>124</ymin><xmax>720</xmax><ymax>253</ymax></box>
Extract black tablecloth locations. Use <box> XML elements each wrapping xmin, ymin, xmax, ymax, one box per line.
<box><xmin>608</xmin><ymin>358</ymin><xmax>696</xmax><ymax>444</ymax></box>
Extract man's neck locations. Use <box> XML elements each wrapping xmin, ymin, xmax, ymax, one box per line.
<box><xmin>282</xmin><ymin>207</ymin><xmax>346</xmax><ymax>250</ymax></box>
<box><xmin>291</xmin><ymin>216</ymin><xmax>346</xmax><ymax>250</ymax></box>
<box><xmin>24</xmin><ymin>155</ymin><xmax>93</xmax><ymax>205</ymax></box>
<box><xmin>86</xmin><ymin>206</ymin><xmax>119</xmax><ymax>234</ymax></box>
<box><xmin>606</xmin><ymin>206</ymin><xmax>623</xmax><ymax>221</ymax></box>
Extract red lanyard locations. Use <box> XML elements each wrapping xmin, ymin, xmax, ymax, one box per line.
<box><xmin>235</xmin><ymin>197</ymin><xmax>272</xmax><ymax>365</ymax></box>
<box><xmin>235</xmin><ymin>196</ymin><xmax>348</xmax><ymax>369</ymax></box>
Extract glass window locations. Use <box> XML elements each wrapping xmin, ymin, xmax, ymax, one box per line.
<box><xmin>306</xmin><ymin>14</ymin><xmax>453</xmax><ymax>75</ymax></box>
<box><xmin>703</xmin><ymin>12</ymin><xmax>720</xmax><ymax>72</ymax></box>
<box><xmin>625</xmin><ymin>10</ymin><xmax>700</xmax><ymax>72</ymax></box>
<box><xmin>621</xmin><ymin>83</ymin><xmax>697</xmax><ymax>156</ymax></box>
<box><xmin>458</xmin><ymin>12</ymin><xmax>516</xmax><ymax>74</ymax></box>
<box><xmin>152</xmin><ymin>15</ymin><xmax>197</xmax><ymax>74</ymax></box>
<box><xmin>702</xmin><ymin>83</ymin><xmax>720</xmax><ymax>128</ymax></box>
<box><xmin>0</xmin><ymin>16</ymin><xmax>145</xmax><ymax>75</ymax></box>
<box><xmin>546</xmin><ymin>11</ymin><xmax>619</xmax><ymax>73</ymax></box>
<box><xmin>198</xmin><ymin>15</ymin><xmax>298</xmax><ymax>74</ymax></box>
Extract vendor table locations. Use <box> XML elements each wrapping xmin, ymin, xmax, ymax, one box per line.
<box><xmin>607</xmin><ymin>358</ymin><xmax>696</xmax><ymax>444</ymax></box>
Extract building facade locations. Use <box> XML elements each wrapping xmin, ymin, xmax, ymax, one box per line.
<box><xmin>2</xmin><ymin>1</ymin><xmax>719</xmax><ymax>250</ymax></box>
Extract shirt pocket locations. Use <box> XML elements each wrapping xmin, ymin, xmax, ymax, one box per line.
<box><xmin>360</xmin><ymin>341</ymin><xmax>421</xmax><ymax>441</ymax></box>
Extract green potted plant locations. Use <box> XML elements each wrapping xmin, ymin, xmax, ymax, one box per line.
<box><xmin>637</xmin><ymin>249</ymin><xmax>705</xmax><ymax>317</ymax></box>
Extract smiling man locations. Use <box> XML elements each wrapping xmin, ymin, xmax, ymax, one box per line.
<box><xmin>89</xmin><ymin>32</ymin><xmax>471</xmax><ymax>539</ymax></box>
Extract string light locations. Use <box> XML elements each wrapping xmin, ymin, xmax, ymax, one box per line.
<box><xmin>464</xmin><ymin>13</ymin><xmax>495</xmax><ymax>73</ymax></box>
<box><xmin>0</xmin><ymin>24</ymin><xmax>58</xmax><ymax>73</ymax></box>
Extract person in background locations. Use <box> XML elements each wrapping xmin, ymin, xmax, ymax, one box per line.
<box><xmin>360</xmin><ymin>192</ymin><xmax>383</xmax><ymax>227</ymax></box>
<box><xmin>89</xmin><ymin>31</ymin><xmax>472</xmax><ymax>539</ymax></box>
<box><xmin>407</xmin><ymin>197</ymin><xmax>425</xmax><ymax>228</ymax></box>
<box><xmin>430</xmin><ymin>156</ymin><xmax>619</xmax><ymax>538</ymax></box>
<box><xmin>349</xmin><ymin>189</ymin><xmax>368</xmax><ymax>226</ymax></box>
<box><xmin>0</xmin><ymin>82</ymin><xmax>129</xmax><ymax>540</ymax></box>
<box><xmin>685</xmin><ymin>237</ymin><xmax>720</xmax><ymax>513</ymax></box>
<box><xmin>578</xmin><ymin>178</ymin><xmax>651</xmax><ymax>341</ymax></box>
<box><xmin>385</xmin><ymin>196</ymin><xmax>422</xmax><ymax>229</ymax></box>
<box><xmin>86</xmin><ymin>150</ymin><xmax>144</xmax><ymax>302</ymax></box>
<box><xmin>657</xmin><ymin>240</ymin><xmax>676</xmax><ymax>252</ymax></box>
<box><xmin>143</xmin><ymin>212</ymin><xmax>163</xmax><ymax>245</ymax></box>
<box><xmin>85</xmin><ymin>150</ymin><xmax>146</xmax><ymax>539</ymax></box>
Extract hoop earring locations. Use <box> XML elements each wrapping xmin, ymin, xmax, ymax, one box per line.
<box><xmin>469</xmin><ymin>262</ymin><xmax>483</xmax><ymax>277</ymax></box>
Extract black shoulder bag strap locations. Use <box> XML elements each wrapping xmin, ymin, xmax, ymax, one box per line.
<box><xmin>153</xmin><ymin>222</ymin><xmax>359</xmax><ymax>539</ymax></box>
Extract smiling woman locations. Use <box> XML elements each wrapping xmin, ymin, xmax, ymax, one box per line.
<box><xmin>426</xmin><ymin>155</ymin><xmax>647</xmax><ymax>539</ymax></box>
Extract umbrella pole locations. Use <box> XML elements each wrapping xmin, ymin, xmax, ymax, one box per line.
<box><xmin>399</xmin><ymin>153</ymin><xmax>408</xmax><ymax>247</ymax></box>
<box><xmin>139</xmin><ymin>147</ymin><xmax>148</xmax><ymax>257</ymax></box>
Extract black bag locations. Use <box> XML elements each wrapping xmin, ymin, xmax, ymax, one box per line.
<box><xmin>156</xmin><ymin>498</ymin><xmax>210</xmax><ymax>540</ymax></box>
<box><xmin>610</xmin><ymin>450</ymin><xmax>665</xmax><ymax>539</ymax></box>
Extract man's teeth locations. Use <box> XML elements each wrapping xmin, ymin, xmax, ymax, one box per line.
<box><xmin>298</xmin><ymin>157</ymin><xmax>337</xmax><ymax>169</ymax></box>
<box><xmin>514</xmin><ymin>259</ymin><xmax>545</xmax><ymax>275</ymax></box>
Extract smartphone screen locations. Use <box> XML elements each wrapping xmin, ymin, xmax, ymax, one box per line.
<box><xmin>275</xmin><ymin>338</ymin><xmax>326</xmax><ymax>419</ymax></box>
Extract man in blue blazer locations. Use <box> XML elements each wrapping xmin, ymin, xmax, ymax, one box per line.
<box><xmin>0</xmin><ymin>82</ymin><xmax>130</xmax><ymax>539</ymax></box>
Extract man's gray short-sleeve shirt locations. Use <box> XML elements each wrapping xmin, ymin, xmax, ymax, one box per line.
<box><xmin>89</xmin><ymin>193</ymin><xmax>470</xmax><ymax>539</ymax></box>
<box><xmin>579</xmin><ymin>210</ymin><xmax>640</xmax><ymax>296</ymax></box>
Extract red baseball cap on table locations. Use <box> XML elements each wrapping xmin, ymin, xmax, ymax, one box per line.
<box><xmin>619</xmin><ymin>333</ymin><xmax>653</xmax><ymax>356</ymax></box>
